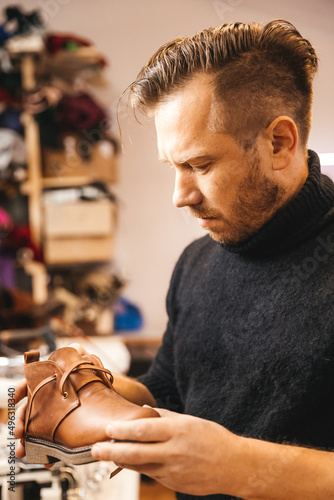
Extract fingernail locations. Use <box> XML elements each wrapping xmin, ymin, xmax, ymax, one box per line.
<box><xmin>106</xmin><ymin>424</ymin><xmax>114</xmax><ymax>437</ymax></box>
<box><xmin>91</xmin><ymin>445</ymin><xmax>100</xmax><ymax>459</ymax></box>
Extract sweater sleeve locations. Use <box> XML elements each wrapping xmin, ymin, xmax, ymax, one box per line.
<box><xmin>138</xmin><ymin>317</ymin><xmax>183</xmax><ymax>412</ymax></box>
<box><xmin>137</xmin><ymin>242</ymin><xmax>196</xmax><ymax>413</ymax></box>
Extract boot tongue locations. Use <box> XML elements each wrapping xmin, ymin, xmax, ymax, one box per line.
<box><xmin>48</xmin><ymin>347</ymin><xmax>83</xmax><ymax>372</ymax></box>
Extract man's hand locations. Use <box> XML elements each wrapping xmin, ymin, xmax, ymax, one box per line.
<box><xmin>91</xmin><ymin>408</ymin><xmax>246</xmax><ymax>497</ymax></box>
<box><xmin>91</xmin><ymin>408</ymin><xmax>334</xmax><ymax>500</ymax></box>
<box><xmin>14</xmin><ymin>379</ymin><xmax>27</xmax><ymax>458</ymax></box>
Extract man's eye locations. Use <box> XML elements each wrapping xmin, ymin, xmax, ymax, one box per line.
<box><xmin>189</xmin><ymin>164</ymin><xmax>210</xmax><ymax>172</ymax></box>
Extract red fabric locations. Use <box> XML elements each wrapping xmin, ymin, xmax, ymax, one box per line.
<box><xmin>0</xmin><ymin>87</ymin><xmax>20</xmax><ymax>105</ymax></box>
<box><xmin>2</xmin><ymin>226</ymin><xmax>43</xmax><ymax>262</ymax></box>
<box><xmin>57</xmin><ymin>92</ymin><xmax>106</xmax><ymax>132</ymax></box>
<box><xmin>45</xmin><ymin>33</ymin><xmax>92</xmax><ymax>54</ymax></box>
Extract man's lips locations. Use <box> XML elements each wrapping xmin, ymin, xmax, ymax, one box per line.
<box><xmin>197</xmin><ymin>217</ymin><xmax>215</xmax><ymax>227</ymax></box>
<box><xmin>187</xmin><ymin>208</ymin><xmax>222</xmax><ymax>227</ymax></box>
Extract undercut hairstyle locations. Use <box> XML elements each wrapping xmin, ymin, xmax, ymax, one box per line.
<box><xmin>128</xmin><ymin>20</ymin><xmax>318</xmax><ymax>150</ymax></box>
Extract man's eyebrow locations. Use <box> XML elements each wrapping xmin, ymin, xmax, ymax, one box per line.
<box><xmin>158</xmin><ymin>154</ymin><xmax>214</xmax><ymax>165</ymax></box>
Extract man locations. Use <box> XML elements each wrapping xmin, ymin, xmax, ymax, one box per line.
<box><xmin>16</xmin><ymin>20</ymin><xmax>334</xmax><ymax>499</ymax></box>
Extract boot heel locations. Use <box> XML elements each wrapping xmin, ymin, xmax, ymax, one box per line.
<box><xmin>25</xmin><ymin>440</ymin><xmax>58</xmax><ymax>465</ymax></box>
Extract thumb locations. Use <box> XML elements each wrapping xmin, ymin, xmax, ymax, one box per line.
<box><xmin>15</xmin><ymin>379</ymin><xmax>27</xmax><ymax>404</ymax></box>
<box><xmin>144</xmin><ymin>406</ymin><xmax>181</xmax><ymax>418</ymax></box>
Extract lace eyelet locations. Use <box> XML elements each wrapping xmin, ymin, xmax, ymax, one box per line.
<box><xmin>62</xmin><ymin>391</ymin><xmax>68</xmax><ymax>399</ymax></box>
<box><xmin>54</xmin><ymin>373</ymin><xmax>57</xmax><ymax>380</ymax></box>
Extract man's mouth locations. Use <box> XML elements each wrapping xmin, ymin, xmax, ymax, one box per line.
<box><xmin>197</xmin><ymin>217</ymin><xmax>215</xmax><ymax>228</ymax></box>
<box><xmin>187</xmin><ymin>208</ymin><xmax>223</xmax><ymax>228</ymax></box>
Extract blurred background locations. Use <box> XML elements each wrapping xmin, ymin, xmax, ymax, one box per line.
<box><xmin>27</xmin><ymin>0</ymin><xmax>334</xmax><ymax>333</ymax></box>
<box><xmin>0</xmin><ymin>1</ymin><xmax>333</xmax><ymax>499</ymax></box>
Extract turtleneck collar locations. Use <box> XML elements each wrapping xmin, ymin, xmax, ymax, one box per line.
<box><xmin>222</xmin><ymin>150</ymin><xmax>334</xmax><ymax>258</ymax></box>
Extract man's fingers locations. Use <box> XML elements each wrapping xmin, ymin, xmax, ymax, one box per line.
<box><xmin>14</xmin><ymin>401</ymin><xmax>27</xmax><ymax>439</ymax></box>
<box><xmin>16</xmin><ymin>439</ymin><xmax>26</xmax><ymax>458</ymax></box>
<box><xmin>152</xmin><ymin>407</ymin><xmax>180</xmax><ymax>418</ymax></box>
<box><xmin>15</xmin><ymin>380</ymin><xmax>27</xmax><ymax>405</ymax></box>
<box><xmin>92</xmin><ymin>440</ymin><xmax>164</xmax><ymax>465</ymax></box>
<box><xmin>105</xmin><ymin>417</ymin><xmax>172</xmax><ymax>443</ymax></box>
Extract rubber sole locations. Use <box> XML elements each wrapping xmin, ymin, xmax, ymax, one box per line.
<box><xmin>25</xmin><ymin>437</ymin><xmax>95</xmax><ymax>465</ymax></box>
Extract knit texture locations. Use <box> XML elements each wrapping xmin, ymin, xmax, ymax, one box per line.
<box><xmin>139</xmin><ymin>151</ymin><xmax>334</xmax><ymax>500</ymax></box>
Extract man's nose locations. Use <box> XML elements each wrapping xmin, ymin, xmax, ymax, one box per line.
<box><xmin>172</xmin><ymin>170</ymin><xmax>203</xmax><ymax>208</ymax></box>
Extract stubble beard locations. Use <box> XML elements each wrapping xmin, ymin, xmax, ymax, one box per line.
<box><xmin>189</xmin><ymin>148</ymin><xmax>287</xmax><ymax>245</ymax></box>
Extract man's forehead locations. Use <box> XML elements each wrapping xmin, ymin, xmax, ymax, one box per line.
<box><xmin>154</xmin><ymin>75</ymin><xmax>214</xmax><ymax>125</ymax></box>
<box><xmin>154</xmin><ymin>76</ymin><xmax>217</xmax><ymax>157</ymax></box>
<box><xmin>155</xmin><ymin>118</ymin><xmax>213</xmax><ymax>164</ymax></box>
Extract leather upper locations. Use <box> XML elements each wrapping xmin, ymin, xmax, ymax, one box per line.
<box><xmin>24</xmin><ymin>347</ymin><xmax>159</xmax><ymax>448</ymax></box>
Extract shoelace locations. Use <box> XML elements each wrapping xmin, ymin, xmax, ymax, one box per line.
<box><xmin>59</xmin><ymin>360</ymin><xmax>114</xmax><ymax>398</ymax></box>
<box><xmin>25</xmin><ymin>360</ymin><xmax>114</xmax><ymax>436</ymax></box>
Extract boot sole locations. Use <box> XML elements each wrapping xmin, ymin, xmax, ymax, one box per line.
<box><xmin>25</xmin><ymin>437</ymin><xmax>95</xmax><ymax>465</ymax></box>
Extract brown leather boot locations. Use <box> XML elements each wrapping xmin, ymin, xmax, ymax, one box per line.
<box><xmin>24</xmin><ymin>347</ymin><xmax>159</xmax><ymax>468</ymax></box>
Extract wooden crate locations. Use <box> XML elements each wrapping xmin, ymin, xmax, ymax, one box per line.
<box><xmin>42</xmin><ymin>135</ymin><xmax>117</xmax><ymax>183</ymax></box>
<box><xmin>43</xmin><ymin>200</ymin><xmax>116</xmax><ymax>238</ymax></box>
<box><xmin>44</xmin><ymin>235</ymin><xmax>114</xmax><ymax>265</ymax></box>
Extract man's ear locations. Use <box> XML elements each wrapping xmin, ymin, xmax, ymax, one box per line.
<box><xmin>266</xmin><ymin>116</ymin><xmax>298</xmax><ymax>170</ymax></box>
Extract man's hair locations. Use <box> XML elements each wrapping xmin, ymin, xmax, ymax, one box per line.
<box><xmin>128</xmin><ymin>20</ymin><xmax>318</xmax><ymax>149</ymax></box>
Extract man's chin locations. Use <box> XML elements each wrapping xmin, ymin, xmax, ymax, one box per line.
<box><xmin>207</xmin><ymin>228</ymin><xmax>251</xmax><ymax>246</ymax></box>
<box><xmin>194</xmin><ymin>215</ymin><xmax>255</xmax><ymax>245</ymax></box>
<box><xmin>207</xmin><ymin>229</ymin><xmax>230</xmax><ymax>245</ymax></box>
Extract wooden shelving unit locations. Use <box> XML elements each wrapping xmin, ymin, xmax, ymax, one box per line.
<box><xmin>15</xmin><ymin>52</ymin><xmax>118</xmax><ymax>310</ymax></box>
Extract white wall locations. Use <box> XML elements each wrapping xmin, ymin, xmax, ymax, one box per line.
<box><xmin>14</xmin><ymin>0</ymin><xmax>334</xmax><ymax>332</ymax></box>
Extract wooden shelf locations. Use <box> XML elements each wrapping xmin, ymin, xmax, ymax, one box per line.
<box><xmin>21</xmin><ymin>175</ymin><xmax>114</xmax><ymax>193</ymax></box>
<box><xmin>42</xmin><ymin>176</ymin><xmax>108</xmax><ymax>188</ymax></box>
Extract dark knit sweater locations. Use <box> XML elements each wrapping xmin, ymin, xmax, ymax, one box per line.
<box><xmin>140</xmin><ymin>151</ymin><xmax>334</xmax><ymax>500</ymax></box>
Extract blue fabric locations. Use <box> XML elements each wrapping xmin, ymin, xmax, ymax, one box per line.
<box><xmin>0</xmin><ymin>25</ymin><xmax>12</xmax><ymax>45</ymax></box>
<box><xmin>114</xmin><ymin>297</ymin><xmax>143</xmax><ymax>331</ymax></box>
<box><xmin>0</xmin><ymin>107</ymin><xmax>23</xmax><ymax>134</ymax></box>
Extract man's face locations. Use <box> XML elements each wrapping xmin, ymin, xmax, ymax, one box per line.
<box><xmin>155</xmin><ymin>74</ymin><xmax>286</xmax><ymax>245</ymax></box>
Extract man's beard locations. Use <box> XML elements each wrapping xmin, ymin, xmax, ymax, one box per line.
<box><xmin>188</xmin><ymin>148</ymin><xmax>287</xmax><ymax>245</ymax></box>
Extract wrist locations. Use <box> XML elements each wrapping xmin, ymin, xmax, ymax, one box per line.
<box><xmin>229</xmin><ymin>434</ymin><xmax>255</xmax><ymax>499</ymax></box>
<box><xmin>213</xmin><ymin>429</ymin><xmax>254</xmax><ymax>499</ymax></box>
<box><xmin>234</xmin><ymin>436</ymin><xmax>280</xmax><ymax>500</ymax></box>
<box><xmin>215</xmin><ymin>432</ymin><xmax>270</xmax><ymax>500</ymax></box>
